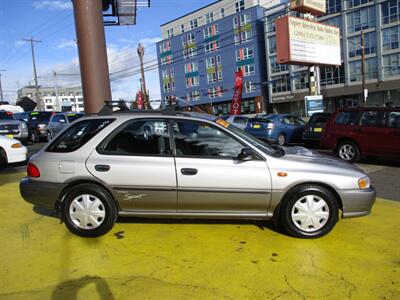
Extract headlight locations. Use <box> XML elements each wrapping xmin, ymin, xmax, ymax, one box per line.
<box><xmin>11</xmin><ymin>143</ymin><xmax>22</xmax><ymax>149</ymax></box>
<box><xmin>21</xmin><ymin>123</ymin><xmax>27</xmax><ymax>129</ymax></box>
<box><xmin>358</xmin><ymin>176</ymin><xmax>370</xmax><ymax>189</ymax></box>
<box><xmin>37</xmin><ymin>124</ymin><xmax>48</xmax><ymax>130</ymax></box>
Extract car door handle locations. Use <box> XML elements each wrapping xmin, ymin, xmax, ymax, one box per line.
<box><xmin>95</xmin><ymin>165</ymin><xmax>110</xmax><ymax>172</ymax></box>
<box><xmin>181</xmin><ymin>168</ymin><xmax>198</xmax><ymax>176</ymax></box>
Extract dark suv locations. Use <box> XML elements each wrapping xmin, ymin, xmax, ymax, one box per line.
<box><xmin>321</xmin><ymin>107</ymin><xmax>400</xmax><ymax>162</ymax></box>
<box><xmin>14</xmin><ymin>111</ymin><xmax>53</xmax><ymax>143</ymax></box>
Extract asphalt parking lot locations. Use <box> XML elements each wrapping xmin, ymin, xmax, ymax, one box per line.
<box><xmin>0</xmin><ymin>143</ymin><xmax>399</xmax><ymax>299</ymax></box>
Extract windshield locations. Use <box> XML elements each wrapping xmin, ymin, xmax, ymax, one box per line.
<box><xmin>0</xmin><ymin>111</ymin><xmax>15</xmax><ymax>120</ymax></box>
<box><xmin>30</xmin><ymin>112</ymin><xmax>52</xmax><ymax>122</ymax></box>
<box><xmin>215</xmin><ymin>119</ymin><xmax>284</xmax><ymax>157</ymax></box>
<box><xmin>67</xmin><ymin>113</ymin><xmax>84</xmax><ymax>122</ymax></box>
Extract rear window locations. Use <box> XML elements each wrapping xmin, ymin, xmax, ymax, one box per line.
<box><xmin>233</xmin><ymin>117</ymin><xmax>248</xmax><ymax>124</ymax></box>
<box><xmin>46</xmin><ymin>118</ymin><xmax>114</xmax><ymax>153</ymax></box>
<box><xmin>309</xmin><ymin>113</ymin><xmax>330</xmax><ymax>124</ymax></box>
<box><xmin>30</xmin><ymin>112</ymin><xmax>52</xmax><ymax>122</ymax></box>
<box><xmin>335</xmin><ymin>111</ymin><xmax>360</xmax><ymax>125</ymax></box>
<box><xmin>249</xmin><ymin>118</ymin><xmax>272</xmax><ymax>124</ymax></box>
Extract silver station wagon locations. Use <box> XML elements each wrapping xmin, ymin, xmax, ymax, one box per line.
<box><xmin>20</xmin><ymin>108</ymin><xmax>376</xmax><ymax>238</ymax></box>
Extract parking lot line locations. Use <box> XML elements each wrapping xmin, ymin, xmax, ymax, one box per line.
<box><xmin>1</xmin><ymin>174</ymin><xmax>399</xmax><ymax>300</ymax></box>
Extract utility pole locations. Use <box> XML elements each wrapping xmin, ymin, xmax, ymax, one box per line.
<box><xmin>0</xmin><ymin>70</ymin><xmax>5</xmax><ymax>103</ymax></box>
<box><xmin>53</xmin><ymin>71</ymin><xmax>60</xmax><ymax>111</ymax></box>
<box><xmin>72</xmin><ymin>0</ymin><xmax>112</xmax><ymax>114</ymax></box>
<box><xmin>361</xmin><ymin>31</ymin><xmax>367</xmax><ymax>105</ymax></box>
<box><xmin>22</xmin><ymin>38</ymin><xmax>42</xmax><ymax>110</ymax></box>
<box><xmin>137</xmin><ymin>43</ymin><xmax>149</xmax><ymax>109</ymax></box>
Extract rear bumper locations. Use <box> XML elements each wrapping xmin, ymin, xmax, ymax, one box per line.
<box><xmin>339</xmin><ymin>187</ymin><xmax>376</xmax><ymax>218</ymax></box>
<box><xmin>20</xmin><ymin>177</ymin><xmax>65</xmax><ymax>210</ymax></box>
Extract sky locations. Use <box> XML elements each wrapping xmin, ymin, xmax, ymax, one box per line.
<box><xmin>0</xmin><ymin>0</ymin><xmax>216</xmax><ymax>104</ymax></box>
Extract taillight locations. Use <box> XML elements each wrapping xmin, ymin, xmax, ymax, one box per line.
<box><xmin>27</xmin><ymin>163</ymin><xmax>40</xmax><ymax>178</ymax></box>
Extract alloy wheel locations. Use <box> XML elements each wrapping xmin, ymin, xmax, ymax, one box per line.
<box><xmin>338</xmin><ymin>144</ymin><xmax>355</xmax><ymax>161</ymax></box>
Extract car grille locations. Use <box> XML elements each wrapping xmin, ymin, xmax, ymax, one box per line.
<box><xmin>0</xmin><ymin>124</ymin><xmax>20</xmax><ymax>134</ymax></box>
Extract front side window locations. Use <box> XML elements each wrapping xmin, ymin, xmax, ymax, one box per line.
<box><xmin>99</xmin><ymin>119</ymin><xmax>171</xmax><ymax>156</ymax></box>
<box><xmin>47</xmin><ymin>119</ymin><xmax>114</xmax><ymax>153</ymax></box>
<box><xmin>173</xmin><ymin>120</ymin><xmax>244</xmax><ymax>158</ymax></box>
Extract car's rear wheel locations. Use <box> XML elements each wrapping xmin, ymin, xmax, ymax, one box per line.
<box><xmin>337</xmin><ymin>141</ymin><xmax>360</xmax><ymax>163</ymax></box>
<box><xmin>279</xmin><ymin>185</ymin><xmax>339</xmax><ymax>238</ymax></box>
<box><xmin>277</xmin><ymin>133</ymin><xmax>286</xmax><ymax>146</ymax></box>
<box><xmin>62</xmin><ymin>184</ymin><xmax>117</xmax><ymax>237</ymax></box>
<box><xmin>0</xmin><ymin>148</ymin><xmax>7</xmax><ymax>169</ymax></box>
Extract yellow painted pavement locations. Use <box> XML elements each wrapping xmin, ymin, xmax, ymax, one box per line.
<box><xmin>0</xmin><ymin>172</ymin><xmax>399</xmax><ymax>299</ymax></box>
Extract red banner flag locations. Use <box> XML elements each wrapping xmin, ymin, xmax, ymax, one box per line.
<box><xmin>137</xmin><ymin>91</ymin><xmax>143</xmax><ymax>110</ymax></box>
<box><xmin>230</xmin><ymin>69</ymin><xmax>243</xmax><ymax>115</ymax></box>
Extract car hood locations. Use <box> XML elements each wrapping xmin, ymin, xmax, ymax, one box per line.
<box><xmin>0</xmin><ymin>120</ymin><xmax>23</xmax><ymax>126</ymax></box>
<box><xmin>280</xmin><ymin>146</ymin><xmax>362</xmax><ymax>173</ymax></box>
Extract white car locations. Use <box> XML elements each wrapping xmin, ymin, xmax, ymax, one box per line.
<box><xmin>223</xmin><ymin>115</ymin><xmax>250</xmax><ymax>130</ymax></box>
<box><xmin>0</xmin><ymin>135</ymin><xmax>27</xmax><ymax>168</ymax></box>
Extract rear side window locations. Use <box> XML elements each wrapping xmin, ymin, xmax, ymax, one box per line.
<box><xmin>335</xmin><ymin>111</ymin><xmax>359</xmax><ymax>125</ymax></box>
<box><xmin>47</xmin><ymin>119</ymin><xmax>114</xmax><ymax>153</ymax></box>
<box><xmin>359</xmin><ymin>111</ymin><xmax>385</xmax><ymax>127</ymax></box>
<box><xmin>387</xmin><ymin>111</ymin><xmax>400</xmax><ymax>128</ymax></box>
<box><xmin>233</xmin><ymin>117</ymin><xmax>248</xmax><ymax>124</ymax></box>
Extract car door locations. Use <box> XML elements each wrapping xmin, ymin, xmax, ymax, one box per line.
<box><xmin>172</xmin><ymin>119</ymin><xmax>271</xmax><ymax>215</ymax></box>
<box><xmin>386</xmin><ymin>110</ymin><xmax>400</xmax><ymax>157</ymax></box>
<box><xmin>86</xmin><ymin>118</ymin><xmax>177</xmax><ymax>212</ymax></box>
<box><xmin>355</xmin><ymin>110</ymin><xmax>387</xmax><ymax>156</ymax></box>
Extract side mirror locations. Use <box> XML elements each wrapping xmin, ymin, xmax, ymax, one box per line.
<box><xmin>237</xmin><ymin>148</ymin><xmax>254</xmax><ymax>161</ymax></box>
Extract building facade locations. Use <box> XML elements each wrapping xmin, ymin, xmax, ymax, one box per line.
<box><xmin>157</xmin><ymin>0</ymin><xmax>273</xmax><ymax>115</ymax></box>
<box><xmin>17</xmin><ymin>86</ymin><xmax>84</xmax><ymax>112</ymax></box>
<box><xmin>265</xmin><ymin>0</ymin><xmax>400</xmax><ymax>115</ymax></box>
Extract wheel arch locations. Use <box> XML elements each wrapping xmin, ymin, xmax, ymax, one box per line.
<box><xmin>335</xmin><ymin>137</ymin><xmax>361</xmax><ymax>154</ymax></box>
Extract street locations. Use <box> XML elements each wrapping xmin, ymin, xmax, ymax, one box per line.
<box><xmin>0</xmin><ymin>143</ymin><xmax>399</xmax><ymax>299</ymax></box>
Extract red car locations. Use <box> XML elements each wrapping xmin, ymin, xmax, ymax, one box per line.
<box><xmin>321</xmin><ymin>107</ymin><xmax>400</xmax><ymax>163</ymax></box>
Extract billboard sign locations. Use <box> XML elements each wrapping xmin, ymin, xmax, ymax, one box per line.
<box><xmin>305</xmin><ymin>95</ymin><xmax>324</xmax><ymax>116</ymax></box>
<box><xmin>290</xmin><ymin>0</ymin><xmax>326</xmax><ymax>16</ymax></box>
<box><xmin>276</xmin><ymin>16</ymin><xmax>341</xmax><ymax>66</ymax></box>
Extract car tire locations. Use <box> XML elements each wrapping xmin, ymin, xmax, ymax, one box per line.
<box><xmin>337</xmin><ymin>140</ymin><xmax>360</xmax><ymax>163</ymax></box>
<box><xmin>277</xmin><ymin>133</ymin><xmax>286</xmax><ymax>146</ymax></box>
<box><xmin>62</xmin><ymin>184</ymin><xmax>118</xmax><ymax>237</ymax></box>
<box><xmin>0</xmin><ymin>148</ymin><xmax>7</xmax><ymax>169</ymax></box>
<box><xmin>30</xmin><ymin>131</ymin><xmax>37</xmax><ymax>143</ymax></box>
<box><xmin>279</xmin><ymin>185</ymin><xmax>339</xmax><ymax>239</ymax></box>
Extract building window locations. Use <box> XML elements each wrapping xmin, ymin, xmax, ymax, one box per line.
<box><xmin>347</xmin><ymin>0</ymin><xmax>372</xmax><ymax>8</ymax></box>
<box><xmin>270</xmin><ymin>56</ymin><xmax>289</xmax><ymax>73</ymax></box>
<box><xmin>271</xmin><ymin>75</ymin><xmax>291</xmax><ymax>93</ymax></box>
<box><xmin>293</xmin><ymin>71</ymin><xmax>309</xmax><ymax>90</ymax></box>
<box><xmin>208</xmin><ymin>86</ymin><xmax>224</xmax><ymax>98</ymax></box>
<box><xmin>327</xmin><ymin>0</ymin><xmax>341</xmax><ymax>14</ymax></box>
<box><xmin>383</xmin><ymin>53</ymin><xmax>400</xmax><ymax>76</ymax></box>
<box><xmin>163</xmin><ymin>81</ymin><xmax>175</xmax><ymax>92</ymax></box>
<box><xmin>349</xmin><ymin>58</ymin><xmax>378</xmax><ymax>81</ymax></box>
<box><xmin>184</xmin><ymin>62</ymin><xmax>198</xmax><ymax>73</ymax></box>
<box><xmin>161</xmin><ymin>68</ymin><xmax>174</xmax><ymax>79</ymax></box>
<box><xmin>181</xmin><ymin>24</ymin><xmax>185</xmax><ymax>33</ymax></box>
<box><xmin>382</xmin><ymin>0</ymin><xmax>400</xmax><ymax>24</ymax></box>
<box><xmin>347</xmin><ymin>6</ymin><xmax>375</xmax><ymax>33</ymax></box>
<box><xmin>236</xmin><ymin>48</ymin><xmax>254</xmax><ymax>61</ymax></box>
<box><xmin>205</xmin><ymin>12</ymin><xmax>214</xmax><ymax>24</ymax></box>
<box><xmin>159</xmin><ymin>41</ymin><xmax>171</xmax><ymax>53</ymax></box>
<box><xmin>234</xmin><ymin>29</ymin><xmax>252</xmax><ymax>44</ymax></box>
<box><xmin>267</xmin><ymin>11</ymin><xmax>286</xmax><ymax>33</ymax></box>
<box><xmin>268</xmin><ymin>36</ymin><xmax>276</xmax><ymax>54</ymax></box>
<box><xmin>320</xmin><ymin>65</ymin><xmax>345</xmax><ymax>85</ymax></box>
<box><xmin>186</xmin><ymin>76</ymin><xmax>199</xmax><ymax>88</ymax></box>
<box><xmin>187</xmin><ymin>91</ymin><xmax>200</xmax><ymax>101</ymax></box>
<box><xmin>182</xmin><ymin>33</ymin><xmax>197</xmax><ymax>58</ymax></box>
<box><xmin>237</xmin><ymin>64</ymin><xmax>255</xmax><ymax>76</ymax></box>
<box><xmin>382</xmin><ymin>26</ymin><xmax>400</xmax><ymax>51</ymax></box>
<box><xmin>233</xmin><ymin>13</ymin><xmax>251</xmax><ymax>29</ymax></box>
<box><xmin>204</xmin><ymin>40</ymin><xmax>220</xmax><ymax>53</ymax></box>
<box><xmin>206</xmin><ymin>55</ymin><xmax>222</xmax><ymax>68</ymax></box>
<box><xmin>220</xmin><ymin>8</ymin><xmax>225</xmax><ymax>18</ymax></box>
<box><xmin>203</xmin><ymin>24</ymin><xmax>219</xmax><ymax>39</ymax></box>
<box><xmin>235</xmin><ymin>0</ymin><xmax>245</xmax><ymax>12</ymax></box>
<box><xmin>348</xmin><ymin>32</ymin><xmax>376</xmax><ymax>57</ymax></box>
<box><xmin>207</xmin><ymin>71</ymin><xmax>223</xmax><ymax>83</ymax></box>
<box><xmin>161</xmin><ymin>55</ymin><xmax>173</xmax><ymax>66</ymax></box>
<box><xmin>167</xmin><ymin>28</ymin><xmax>174</xmax><ymax>38</ymax></box>
<box><xmin>322</xmin><ymin>16</ymin><xmax>341</xmax><ymax>28</ymax></box>
<box><xmin>190</xmin><ymin>19</ymin><xmax>198</xmax><ymax>29</ymax></box>
<box><xmin>244</xmin><ymin>82</ymin><xmax>256</xmax><ymax>93</ymax></box>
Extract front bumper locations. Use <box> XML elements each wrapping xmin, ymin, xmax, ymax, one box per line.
<box><xmin>7</xmin><ymin>147</ymin><xmax>27</xmax><ymax>164</ymax></box>
<box><xmin>339</xmin><ymin>187</ymin><xmax>376</xmax><ymax>218</ymax></box>
<box><xmin>20</xmin><ymin>177</ymin><xmax>65</xmax><ymax>210</ymax></box>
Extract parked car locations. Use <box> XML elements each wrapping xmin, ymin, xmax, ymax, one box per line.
<box><xmin>20</xmin><ymin>110</ymin><xmax>375</xmax><ymax>239</ymax></box>
<box><xmin>14</xmin><ymin>111</ymin><xmax>53</xmax><ymax>143</ymax></box>
<box><xmin>0</xmin><ymin>111</ymin><xmax>29</xmax><ymax>144</ymax></box>
<box><xmin>223</xmin><ymin>115</ymin><xmax>250</xmax><ymax>130</ymax></box>
<box><xmin>245</xmin><ymin>114</ymin><xmax>306</xmax><ymax>145</ymax></box>
<box><xmin>321</xmin><ymin>107</ymin><xmax>400</xmax><ymax>163</ymax></box>
<box><xmin>303</xmin><ymin>112</ymin><xmax>332</xmax><ymax>147</ymax></box>
<box><xmin>0</xmin><ymin>135</ymin><xmax>27</xmax><ymax>168</ymax></box>
<box><xmin>48</xmin><ymin>112</ymin><xmax>84</xmax><ymax>139</ymax></box>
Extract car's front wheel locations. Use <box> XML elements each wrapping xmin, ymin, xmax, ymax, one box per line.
<box><xmin>62</xmin><ymin>184</ymin><xmax>117</xmax><ymax>237</ymax></box>
<box><xmin>279</xmin><ymin>185</ymin><xmax>339</xmax><ymax>238</ymax></box>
